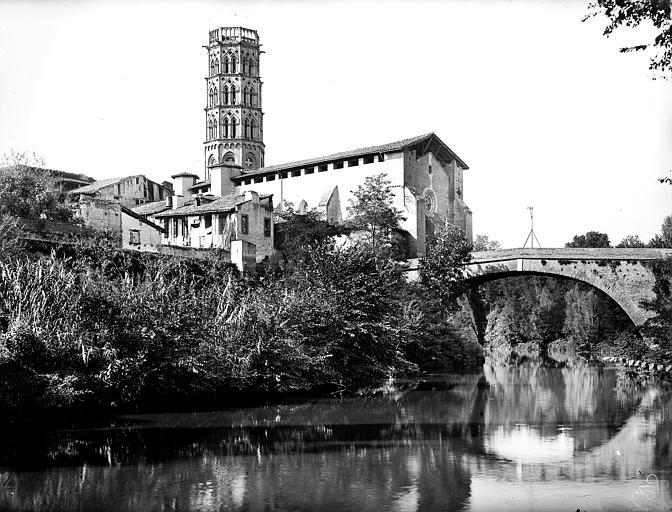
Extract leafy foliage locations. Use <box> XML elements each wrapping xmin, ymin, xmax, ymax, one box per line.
<box><xmin>0</xmin><ymin>165</ymin><xmax>74</xmax><ymax>222</ymax></box>
<box><xmin>275</xmin><ymin>203</ymin><xmax>341</xmax><ymax>263</ymax></box>
<box><xmin>617</xmin><ymin>234</ymin><xmax>646</xmax><ymax>247</ymax></box>
<box><xmin>584</xmin><ymin>0</ymin><xmax>672</xmax><ymax>78</ymax></box>
<box><xmin>347</xmin><ymin>174</ymin><xmax>405</xmax><ymax>255</ymax></box>
<box><xmin>420</xmin><ymin>221</ymin><xmax>472</xmax><ymax>311</ymax></box>
<box><xmin>565</xmin><ymin>230</ymin><xmax>611</xmax><ymax>248</ymax></box>
<box><xmin>472</xmin><ymin>234</ymin><xmax>502</xmax><ymax>252</ymax></box>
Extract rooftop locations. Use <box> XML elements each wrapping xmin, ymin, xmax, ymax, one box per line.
<box><xmin>154</xmin><ymin>192</ymin><xmax>272</xmax><ymax>218</ymax></box>
<box><xmin>232</xmin><ymin>132</ymin><xmax>469</xmax><ymax>181</ymax></box>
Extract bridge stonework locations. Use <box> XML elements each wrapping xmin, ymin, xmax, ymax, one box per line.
<box><xmin>465</xmin><ymin>248</ymin><xmax>672</xmax><ymax>326</ymax></box>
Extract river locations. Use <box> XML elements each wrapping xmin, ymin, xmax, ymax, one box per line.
<box><xmin>1</xmin><ymin>353</ymin><xmax>671</xmax><ymax>511</ymax></box>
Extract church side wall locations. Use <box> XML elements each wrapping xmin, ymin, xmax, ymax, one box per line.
<box><xmin>235</xmin><ymin>153</ymin><xmax>408</xmax><ymax>226</ymax></box>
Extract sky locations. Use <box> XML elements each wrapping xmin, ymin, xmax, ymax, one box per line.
<box><xmin>0</xmin><ymin>0</ymin><xmax>670</xmax><ymax>248</ymax></box>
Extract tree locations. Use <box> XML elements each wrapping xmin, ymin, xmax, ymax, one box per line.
<box><xmin>649</xmin><ymin>214</ymin><xmax>672</xmax><ymax>247</ymax></box>
<box><xmin>565</xmin><ymin>231</ymin><xmax>611</xmax><ymax>248</ymax></box>
<box><xmin>472</xmin><ymin>234</ymin><xmax>502</xmax><ymax>252</ymax></box>
<box><xmin>419</xmin><ymin>221</ymin><xmax>472</xmax><ymax>311</ymax></box>
<box><xmin>584</xmin><ymin>0</ymin><xmax>672</xmax><ymax>78</ymax></box>
<box><xmin>0</xmin><ymin>151</ymin><xmax>73</xmax><ymax>222</ymax></box>
<box><xmin>275</xmin><ymin>203</ymin><xmax>340</xmax><ymax>263</ymax></box>
<box><xmin>347</xmin><ymin>174</ymin><xmax>405</xmax><ymax>255</ymax></box>
<box><xmin>616</xmin><ymin>234</ymin><xmax>646</xmax><ymax>248</ymax></box>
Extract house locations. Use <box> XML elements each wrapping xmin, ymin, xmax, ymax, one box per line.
<box><xmin>69</xmin><ymin>175</ymin><xmax>173</xmax><ymax>208</ymax></box>
<box><xmin>152</xmin><ymin>190</ymin><xmax>274</xmax><ymax>263</ymax></box>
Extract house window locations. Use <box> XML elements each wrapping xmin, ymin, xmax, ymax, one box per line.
<box><xmin>264</xmin><ymin>218</ymin><xmax>271</xmax><ymax>237</ymax></box>
<box><xmin>291</xmin><ymin>169</ymin><xmax>301</xmax><ymax>177</ymax></box>
<box><xmin>129</xmin><ymin>230</ymin><xmax>140</xmax><ymax>246</ymax></box>
<box><xmin>318</xmin><ymin>164</ymin><xmax>328</xmax><ymax>172</ymax></box>
<box><xmin>266</xmin><ymin>175</ymin><xmax>275</xmax><ymax>181</ymax></box>
<box><xmin>333</xmin><ymin>161</ymin><xmax>344</xmax><ymax>169</ymax></box>
<box><xmin>378</xmin><ymin>154</ymin><xmax>385</xmax><ymax>162</ymax></box>
<box><xmin>182</xmin><ymin>218</ymin><xmax>189</xmax><ymax>237</ymax></box>
<box><xmin>205</xmin><ymin>214</ymin><xmax>212</xmax><ymax>229</ymax></box>
<box><xmin>348</xmin><ymin>159</ymin><xmax>359</xmax><ymax>167</ymax></box>
<box><xmin>304</xmin><ymin>167</ymin><xmax>314</xmax><ymax>174</ymax></box>
<box><xmin>363</xmin><ymin>155</ymin><xmax>375</xmax><ymax>164</ymax></box>
<box><xmin>172</xmin><ymin>218</ymin><xmax>178</xmax><ymax>238</ymax></box>
<box><xmin>240</xmin><ymin>214</ymin><xmax>249</xmax><ymax>235</ymax></box>
<box><xmin>254</xmin><ymin>177</ymin><xmax>263</xmax><ymax>183</ymax></box>
<box><xmin>163</xmin><ymin>219</ymin><xmax>169</xmax><ymax>238</ymax></box>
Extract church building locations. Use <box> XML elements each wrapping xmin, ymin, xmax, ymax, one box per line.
<box><xmin>142</xmin><ymin>26</ymin><xmax>472</xmax><ymax>262</ymax></box>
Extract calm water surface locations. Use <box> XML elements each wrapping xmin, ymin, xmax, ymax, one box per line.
<box><xmin>2</xmin><ymin>355</ymin><xmax>672</xmax><ymax>511</ymax></box>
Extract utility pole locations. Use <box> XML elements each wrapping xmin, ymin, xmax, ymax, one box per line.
<box><xmin>522</xmin><ymin>206</ymin><xmax>541</xmax><ymax>248</ymax></box>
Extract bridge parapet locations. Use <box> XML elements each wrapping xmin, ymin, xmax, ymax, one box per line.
<box><xmin>471</xmin><ymin>248</ymin><xmax>672</xmax><ymax>264</ymax></box>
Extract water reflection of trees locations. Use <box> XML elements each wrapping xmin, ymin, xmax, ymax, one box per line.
<box><xmin>0</xmin><ymin>430</ymin><xmax>474</xmax><ymax>511</ymax></box>
<box><xmin>2</xmin><ymin>366</ymin><xmax>672</xmax><ymax>511</ymax></box>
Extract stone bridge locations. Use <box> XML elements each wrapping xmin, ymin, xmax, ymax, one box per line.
<box><xmin>408</xmin><ymin>248</ymin><xmax>672</xmax><ymax>326</ymax></box>
<box><xmin>466</xmin><ymin>248</ymin><xmax>672</xmax><ymax>326</ymax></box>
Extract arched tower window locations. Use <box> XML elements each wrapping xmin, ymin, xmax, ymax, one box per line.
<box><xmin>224</xmin><ymin>152</ymin><xmax>235</xmax><ymax>164</ymax></box>
<box><xmin>222</xmin><ymin>117</ymin><xmax>230</xmax><ymax>138</ymax></box>
<box><xmin>231</xmin><ymin>117</ymin><xmax>238</xmax><ymax>138</ymax></box>
<box><xmin>209</xmin><ymin>58</ymin><xmax>215</xmax><ymax>75</ymax></box>
<box><xmin>243</xmin><ymin>87</ymin><xmax>249</xmax><ymax>105</ymax></box>
<box><xmin>249</xmin><ymin>59</ymin><xmax>256</xmax><ymax>75</ymax></box>
<box><xmin>230</xmin><ymin>85</ymin><xmax>236</xmax><ymax>104</ymax></box>
<box><xmin>221</xmin><ymin>85</ymin><xmax>227</xmax><ymax>104</ymax></box>
<box><xmin>250</xmin><ymin>119</ymin><xmax>256</xmax><ymax>140</ymax></box>
<box><xmin>231</xmin><ymin>55</ymin><xmax>237</xmax><ymax>73</ymax></box>
<box><xmin>215</xmin><ymin>57</ymin><xmax>220</xmax><ymax>74</ymax></box>
<box><xmin>224</xmin><ymin>57</ymin><xmax>230</xmax><ymax>74</ymax></box>
<box><xmin>250</xmin><ymin>87</ymin><xmax>257</xmax><ymax>106</ymax></box>
<box><xmin>242</xmin><ymin>56</ymin><xmax>248</xmax><ymax>74</ymax></box>
<box><xmin>243</xmin><ymin>118</ymin><xmax>250</xmax><ymax>139</ymax></box>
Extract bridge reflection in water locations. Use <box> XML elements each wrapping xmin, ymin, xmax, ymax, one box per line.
<box><xmin>1</xmin><ymin>357</ymin><xmax>672</xmax><ymax>511</ymax></box>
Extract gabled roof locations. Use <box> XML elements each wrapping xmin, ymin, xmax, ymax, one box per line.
<box><xmin>155</xmin><ymin>193</ymin><xmax>248</xmax><ymax>218</ymax></box>
<box><xmin>189</xmin><ymin>179</ymin><xmax>211</xmax><ymax>191</ymax></box>
<box><xmin>69</xmin><ymin>176</ymin><xmax>137</xmax><ymax>195</ymax></box>
<box><xmin>232</xmin><ymin>132</ymin><xmax>469</xmax><ymax>181</ymax></box>
<box><xmin>131</xmin><ymin>200</ymin><xmax>172</xmax><ymax>216</ymax></box>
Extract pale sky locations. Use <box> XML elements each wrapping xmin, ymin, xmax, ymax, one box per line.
<box><xmin>1</xmin><ymin>0</ymin><xmax>670</xmax><ymax>248</ymax></box>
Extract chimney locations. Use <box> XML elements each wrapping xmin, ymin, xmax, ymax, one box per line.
<box><xmin>211</xmin><ymin>163</ymin><xmax>242</xmax><ymax>197</ymax></box>
<box><xmin>244</xmin><ymin>190</ymin><xmax>259</xmax><ymax>204</ymax></box>
<box><xmin>171</xmin><ymin>172</ymin><xmax>199</xmax><ymax>197</ymax></box>
<box><xmin>165</xmin><ymin>196</ymin><xmax>173</xmax><ymax>208</ymax></box>
<box><xmin>195</xmin><ymin>195</ymin><xmax>202</xmax><ymax>206</ymax></box>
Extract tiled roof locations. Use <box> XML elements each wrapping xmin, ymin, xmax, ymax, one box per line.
<box><xmin>131</xmin><ymin>200</ymin><xmax>172</xmax><ymax>216</ymax></box>
<box><xmin>232</xmin><ymin>132</ymin><xmax>469</xmax><ymax>181</ymax></box>
<box><xmin>171</xmin><ymin>172</ymin><xmax>200</xmax><ymax>179</ymax></box>
<box><xmin>69</xmin><ymin>176</ymin><xmax>136</xmax><ymax>195</ymax></box>
<box><xmin>154</xmin><ymin>193</ymin><xmax>248</xmax><ymax>218</ymax></box>
<box><xmin>189</xmin><ymin>179</ymin><xmax>211</xmax><ymax>190</ymax></box>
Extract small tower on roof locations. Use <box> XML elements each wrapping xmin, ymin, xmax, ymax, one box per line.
<box><xmin>203</xmin><ymin>27</ymin><xmax>265</xmax><ymax>180</ymax></box>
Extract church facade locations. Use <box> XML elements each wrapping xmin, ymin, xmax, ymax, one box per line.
<box><xmin>139</xmin><ymin>26</ymin><xmax>472</xmax><ymax>262</ymax></box>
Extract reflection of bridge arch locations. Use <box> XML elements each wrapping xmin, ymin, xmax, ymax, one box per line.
<box><xmin>464</xmin><ymin>248</ymin><xmax>672</xmax><ymax>327</ymax></box>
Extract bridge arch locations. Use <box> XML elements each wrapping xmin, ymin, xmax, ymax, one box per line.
<box><xmin>464</xmin><ymin>249</ymin><xmax>669</xmax><ymax>327</ymax></box>
<box><xmin>464</xmin><ymin>268</ymin><xmax>641</xmax><ymax>326</ymax></box>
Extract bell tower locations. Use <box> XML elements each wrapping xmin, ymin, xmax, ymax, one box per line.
<box><xmin>204</xmin><ymin>27</ymin><xmax>265</xmax><ymax>180</ymax></box>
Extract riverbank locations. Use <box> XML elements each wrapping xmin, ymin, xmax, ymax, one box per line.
<box><xmin>0</xmin><ymin>221</ymin><xmax>483</xmax><ymax>428</ymax></box>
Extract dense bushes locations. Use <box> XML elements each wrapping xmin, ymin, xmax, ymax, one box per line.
<box><xmin>0</xmin><ymin>217</ymin><xmax>480</xmax><ymax>421</ymax></box>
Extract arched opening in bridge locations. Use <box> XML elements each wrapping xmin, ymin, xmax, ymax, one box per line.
<box><xmin>462</xmin><ymin>272</ymin><xmax>636</xmax><ymax>351</ymax></box>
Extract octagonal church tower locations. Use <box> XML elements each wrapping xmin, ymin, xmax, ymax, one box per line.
<box><xmin>203</xmin><ymin>27</ymin><xmax>265</xmax><ymax>180</ymax></box>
